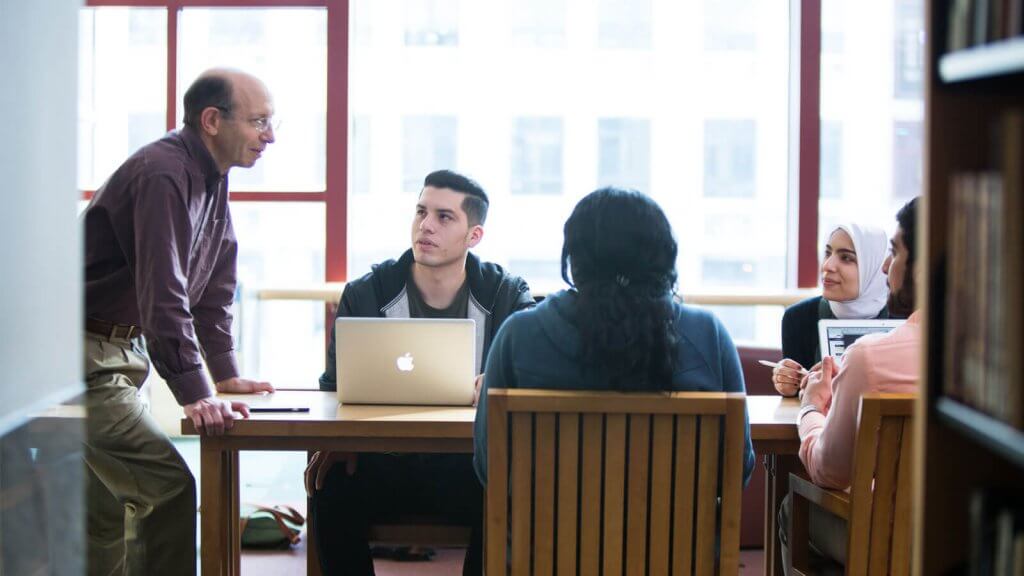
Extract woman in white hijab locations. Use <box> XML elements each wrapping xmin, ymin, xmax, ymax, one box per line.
<box><xmin>772</xmin><ymin>223</ymin><xmax>891</xmax><ymax>396</ymax></box>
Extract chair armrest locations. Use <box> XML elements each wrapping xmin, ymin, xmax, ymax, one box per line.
<box><xmin>789</xmin><ymin>473</ymin><xmax>851</xmax><ymax>521</ymax></box>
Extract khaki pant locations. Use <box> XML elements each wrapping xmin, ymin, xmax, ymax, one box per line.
<box><xmin>83</xmin><ymin>333</ymin><xmax>196</xmax><ymax>576</ymax></box>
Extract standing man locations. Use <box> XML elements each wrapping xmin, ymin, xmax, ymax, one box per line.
<box><xmin>82</xmin><ymin>69</ymin><xmax>276</xmax><ymax>574</ymax></box>
<box><xmin>305</xmin><ymin>169</ymin><xmax>534</xmax><ymax>575</ymax></box>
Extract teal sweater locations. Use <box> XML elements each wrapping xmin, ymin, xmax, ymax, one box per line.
<box><xmin>473</xmin><ymin>289</ymin><xmax>756</xmax><ymax>486</ymax></box>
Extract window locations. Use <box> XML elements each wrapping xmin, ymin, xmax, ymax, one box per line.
<box><xmin>511</xmin><ymin>117</ymin><xmax>564</xmax><ymax>196</ymax></box>
<box><xmin>820</xmin><ymin>121</ymin><xmax>842</xmax><ymax>199</ymax></box>
<box><xmin>704</xmin><ymin>0</ymin><xmax>757</xmax><ymax>51</ymax></box>
<box><xmin>892</xmin><ymin>121</ymin><xmax>922</xmax><ymax>201</ymax></box>
<box><xmin>893</xmin><ymin>0</ymin><xmax>924</xmax><ymax>99</ymax></box>
<box><xmin>78</xmin><ymin>0</ymin><xmax>900</xmax><ymax>357</ymax></box>
<box><xmin>351</xmin><ymin>116</ymin><xmax>371</xmax><ymax>195</ymax></box>
<box><xmin>348</xmin><ymin>0</ymin><xmax>790</xmax><ymax>344</ymax></box>
<box><xmin>78</xmin><ymin>8</ymin><xmax>166</xmax><ymax>190</ymax></box>
<box><xmin>231</xmin><ymin>203</ymin><xmax>325</xmax><ymax>385</ymax></box>
<box><xmin>510</xmin><ymin>0</ymin><xmax>565</xmax><ymax>48</ymax></box>
<box><xmin>702</xmin><ymin>258</ymin><xmax>758</xmax><ymax>288</ymax></box>
<box><xmin>404</xmin><ymin>0</ymin><xmax>458</xmax><ymax>46</ymax></box>
<box><xmin>704</xmin><ymin>119</ymin><xmax>757</xmax><ymax>198</ymax></box>
<box><xmin>403</xmin><ymin>115</ymin><xmax>457</xmax><ymax>194</ymax></box>
<box><xmin>598</xmin><ymin>118</ymin><xmax>650</xmax><ymax>193</ymax></box>
<box><xmin>598</xmin><ymin>0</ymin><xmax>651</xmax><ymax>50</ymax></box>
<box><xmin>177</xmin><ymin>8</ymin><xmax>327</xmax><ymax>192</ymax></box>
<box><xmin>819</xmin><ymin>0</ymin><xmax>924</xmax><ymax>250</ymax></box>
<box><xmin>508</xmin><ymin>259</ymin><xmax>562</xmax><ymax>291</ymax></box>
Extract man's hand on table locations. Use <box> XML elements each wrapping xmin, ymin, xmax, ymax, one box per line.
<box><xmin>216</xmin><ymin>377</ymin><xmax>275</xmax><ymax>394</ymax></box>
<box><xmin>305</xmin><ymin>451</ymin><xmax>358</xmax><ymax>497</ymax></box>
<box><xmin>183</xmin><ymin>377</ymin><xmax>275</xmax><ymax>436</ymax></box>
<box><xmin>184</xmin><ymin>396</ymin><xmax>250</xmax><ymax>436</ymax></box>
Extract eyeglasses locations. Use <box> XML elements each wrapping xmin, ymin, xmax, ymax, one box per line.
<box><xmin>249</xmin><ymin>116</ymin><xmax>281</xmax><ymax>134</ymax></box>
<box><xmin>214</xmin><ymin>106</ymin><xmax>279</xmax><ymax>134</ymax></box>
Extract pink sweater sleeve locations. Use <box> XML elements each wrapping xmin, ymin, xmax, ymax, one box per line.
<box><xmin>798</xmin><ymin>344</ymin><xmax>873</xmax><ymax>489</ymax></box>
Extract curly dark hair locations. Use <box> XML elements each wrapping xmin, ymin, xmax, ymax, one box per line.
<box><xmin>561</xmin><ymin>188</ymin><xmax>679</xmax><ymax>391</ymax></box>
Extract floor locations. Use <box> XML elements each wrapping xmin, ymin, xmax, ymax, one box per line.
<box><xmin>174</xmin><ymin>438</ymin><xmax>767</xmax><ymax>575</ymax></box>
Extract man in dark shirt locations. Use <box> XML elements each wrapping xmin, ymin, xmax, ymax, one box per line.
<box><xmin>305</xmin><ymin>170</ymin><xmax>534</xmax><ymax>575</ymax></box>
<box><xmin>82</xmin><ymin>69</ymin><xmax>276</xmax><ymax>575</ymax></box>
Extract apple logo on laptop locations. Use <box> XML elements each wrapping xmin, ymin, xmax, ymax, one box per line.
<box><xmin>396</xmin><ymin>352</ymin><xmax>415</xmax><ymax>372</ymax></box>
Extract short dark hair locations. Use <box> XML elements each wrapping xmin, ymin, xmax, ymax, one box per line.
<box><xmin>422</xmin><ymin>170</ymin><xmax>489</xmax><ymax>226</ymax></box>
<box><xmin>183</xmin><ymin>74</ymin><xmax>234</xmax><ymax>129</ymax></box>
<box><xmin>889</xmin><ymin>196</ymin><xmax>919</xmax><ymax>316</ymax></box>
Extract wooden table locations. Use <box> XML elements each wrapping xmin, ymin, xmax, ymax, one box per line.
<box><xmin>183</xmin><ymin>391</ymin><xmax>799</xmax><ymax>575</ymax></box>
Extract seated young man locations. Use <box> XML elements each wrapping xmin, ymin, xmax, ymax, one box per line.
<box><xmin>305</xmin><ymin>169</ymin><xmax>533</xmax><ymax>576</ymax></box>
<box><xmin>780</xmin><ymin>197</ymin><xmax>921</xmax><ymax>574</ymax></box>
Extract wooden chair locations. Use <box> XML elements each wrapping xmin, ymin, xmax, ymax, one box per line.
<box><xmin>788</xmin><ymin>393</ymin><xmax>916</xmax><ymax>576</ymax></box>
<box><xmin>485</xmin><ymin>389</ymin><xmax>748</xmax><ymax>576</ymax></box>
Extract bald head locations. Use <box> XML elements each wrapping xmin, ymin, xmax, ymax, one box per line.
<box><xmin>183</xmin><ymin>69</ymin><xmax>269</xmax><ymax>129</ymax></box>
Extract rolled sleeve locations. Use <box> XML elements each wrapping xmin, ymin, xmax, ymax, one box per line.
<box><xmin>798</xmin><ymin>346</ymin><xmax>872</xmax><ymax>489</ymax></box>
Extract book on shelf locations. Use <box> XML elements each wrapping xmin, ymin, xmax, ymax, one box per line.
<box><xmin>943</xmin><ymin>109</ymin><xmax>1023</xmax><ymax>430</ymax></box>
<box><xmin>948</xmin><ymin>0</ymin><xmax>1024</xmax><ymax>48</ymax></box>
<box><xmin>968</xmin><ymin>488</ymin><xmax>1024</xmax><ymax>576</ymax></box>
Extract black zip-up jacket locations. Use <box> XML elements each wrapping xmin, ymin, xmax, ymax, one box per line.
<box><xmin>319</xmin><ymin>249</ymin><xmax>534</xmax><ymax>390</ymax></box>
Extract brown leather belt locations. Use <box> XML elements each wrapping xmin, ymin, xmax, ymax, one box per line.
<box><xmin>86</xmin><ymin>318</ymin><xmax>142</xmax><ymax>341</ymax></box>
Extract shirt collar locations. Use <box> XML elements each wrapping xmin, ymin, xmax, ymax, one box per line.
<box><xmin>180</xmin><ymin>125</ymin><xmax>224</xmax><ymax>187</ymax></box>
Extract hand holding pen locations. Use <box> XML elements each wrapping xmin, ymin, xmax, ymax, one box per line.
<box><xmin>760</xmin><ymin>359</ymin><xmax>808</xmax><ymax>398</ymax></box>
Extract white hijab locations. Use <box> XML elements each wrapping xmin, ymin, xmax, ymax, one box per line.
<box><xmin>827</xmin><ymin>223</ymin><xmax>890</xmax><ymax>319</ymax></box>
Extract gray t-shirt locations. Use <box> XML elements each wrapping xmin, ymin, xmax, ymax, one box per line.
<box><xmin>405</xmin><ymin>279</ymin><xmax>470</xmax><ymax>319</ymax></box>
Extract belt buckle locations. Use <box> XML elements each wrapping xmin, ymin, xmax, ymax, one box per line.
<box><xmin>109</xmin><ymin>324</ymin><xmax>135</xmax><ymax>341</ymax></box>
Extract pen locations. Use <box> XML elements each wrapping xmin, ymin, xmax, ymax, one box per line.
<box><xmin>757</xmin><ymin>360</ymin><xmax>808</xmax><ymax>374</ymax></box>
<box><xmin>249</xmin><ymin>407</ymin><xmax>310</xmax><ymax>413</ymax></box>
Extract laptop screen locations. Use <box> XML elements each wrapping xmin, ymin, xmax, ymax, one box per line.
<box><xmin>817</xmin><ymin>319</ymin><xmax>905</xmax><ymax>360</ymax></box>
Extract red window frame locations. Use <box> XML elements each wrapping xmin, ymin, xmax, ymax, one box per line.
<box><xmin>82</xmin><ymin>0</ymin><xmax>820</xmax><ymax>288</ymax></box>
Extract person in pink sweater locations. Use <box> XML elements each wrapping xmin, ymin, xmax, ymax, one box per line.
<box><xmin>780</xmin><ymin>197</ymin><xmax>920</xmax><ymax>574</ymax></box>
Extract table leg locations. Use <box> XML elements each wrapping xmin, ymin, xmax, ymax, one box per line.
<box><xmin>307</xmin><ymin>451</ymin><xmax>322</xmax><ymax>576</ymax></box>
<box><xmin>764</xmin><ymin>453</ymin><xmax>801</xmax><ymax>576</ymax></box>
<box><xmin>763</xmin><ymin>454</ymin><xmax>777</xmax><ymax>575</ymax></box>
<box><xmin>230</xmin><ymin>450</ymin><xmax>240</xmax><ymax>575</ymax></box>
<box><xmin>200</xmin><ymin>440</ymin><xmax>237</xmax><ymax>576</ymax></box>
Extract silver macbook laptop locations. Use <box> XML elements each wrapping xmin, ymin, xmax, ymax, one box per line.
<box><xmin>818</xmin><ymin>319</ymin><xmax>905</xmax><ymax>360</ymax></box>
<box><xmin>334</xmin><ymin>317</ymin><xmax>477</xmax><ymax>405</ymax></box>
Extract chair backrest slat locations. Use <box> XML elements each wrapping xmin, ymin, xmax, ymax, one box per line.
<box><xmin>626</xmin><ymin>415</ymin><xmax>652</xmax><ymax>576</ymax></box>
<box><xmin>510</xmin><ymin>412</ymin><xmax>533</xmax><ymax>576</ymax></box>
<box><xmin>695</xmin><ymin>416</ymin><xmax>721</xmax><ymax>575</ymax></box>
<box><xmin>556</xmin><ymin>413</ymin><xmax>579</xmax><ymax>576</ymax></box>
<box><xmin>533</xmin><ymin>413</ymin><xmax>556</xmax><ymax>576</ymax></box>
<box><xmin>487</xmin><ymin>390</ymin><xmax>746</xmax><ymax>576</ymax></box>
<box><xmin>602</xmin><ymin>414</ymin><xmax>627</xmax><ymax>574</ymax></box>
<box><xmin>889</xmin><ymin>417</ymin><xmax>915</xmax><ymax>575</ymax></box>
<box><xmin>867</xmin><ymin>417</ymin><xmax>903</xmax><ymax>574</ymax></box>
<box><xmin>649</xmin><ymin>414</ymin><xmax>675</xmax><ymax>576</ymax></box>
<box><xmin>718</xmin><ymin>394</ymin><xmax>747</xmax><ymax>574</ymax></box>
<box><xmin>579</xmin><ymin>413</ymin><xmax>603</xmax><ymax>575</ymax></box>
<box><xmin>672</xmin><ymin>415</ymin><xmax>697</xmax><ymax>576</ymax></box>
<box><xmin>486</xmin><ymin>394</ymin><xmax>509</xmax><ymax>576</ymax></box>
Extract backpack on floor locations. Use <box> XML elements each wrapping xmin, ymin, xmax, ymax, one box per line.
<box><xmin>239</xmin><ymin>504</ymin><xmax>305</xmax><ymax>549</ymax></box>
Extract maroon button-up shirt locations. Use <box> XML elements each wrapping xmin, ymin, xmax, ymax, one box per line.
<box><xmin>84</xmin><ymin>127</ymin><xmax>239</xmax><ymax>405</ymax></box>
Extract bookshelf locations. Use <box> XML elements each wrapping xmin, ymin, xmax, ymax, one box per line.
<box><xmin>917</xmin><ymin>0</ymin><xmax>1024</xmax><ymax>573</ymax></box>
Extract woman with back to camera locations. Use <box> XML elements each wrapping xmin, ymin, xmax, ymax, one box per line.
<box><xmin>473</xmin><ymin>187</ymin><xmax>754</xmax><ymax>487</ymax></box>
<box><xmin>772</xmin><ymin>223</ymin><xmax>891</xmax><ymax>397</ymax></box>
